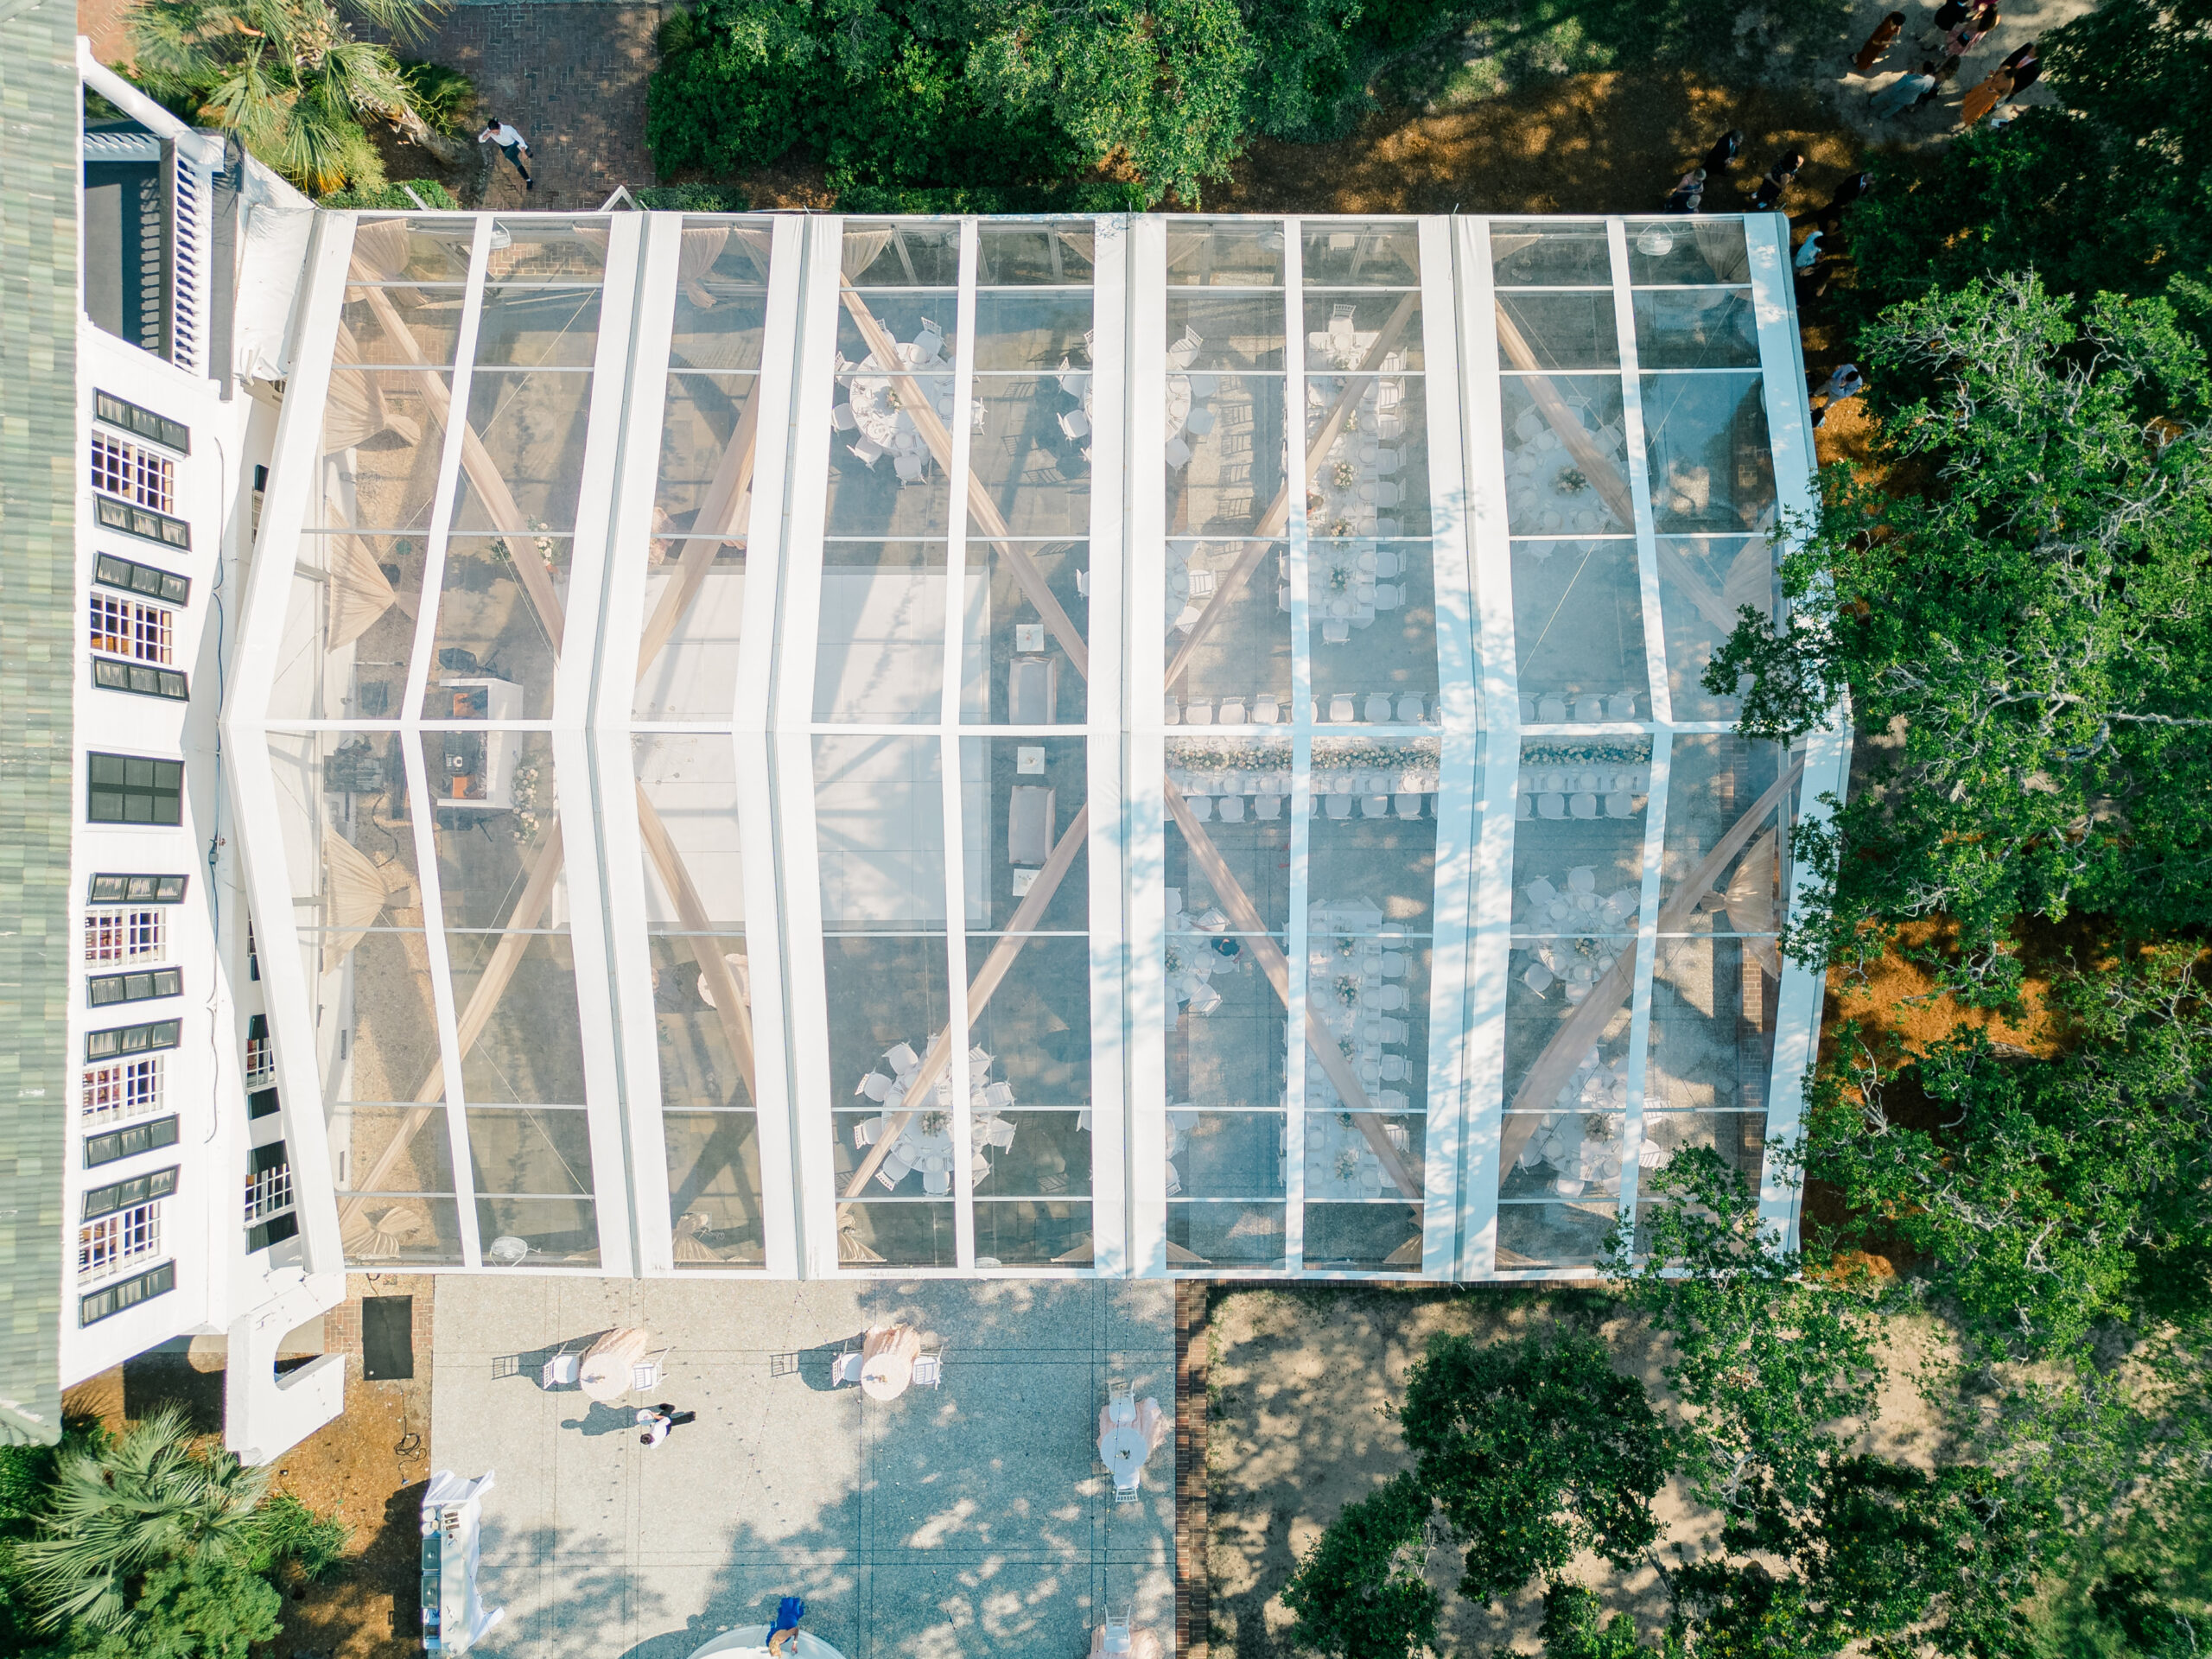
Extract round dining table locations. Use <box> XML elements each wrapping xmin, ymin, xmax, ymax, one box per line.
<box><xmin>578</xmin><ymin>1327</ymin><xmax>652</xmax><ymax>1405</ymax></box>
<box><xmin>685</xmin><ymin>1628</ymin><xmax>846</xmax><ymax>1659</ymax></box>
<box><xmin>860</xmin><ymin>1323</ymin><xmax>921</xmax><ymax>1401</ymax></box>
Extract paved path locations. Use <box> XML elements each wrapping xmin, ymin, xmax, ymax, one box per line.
<box><xmin>419</xmin><ymin>2</ymin><xmax>661</xmax><ymax>213</ymax></box>
<box><xmin>431</xmin><ymin>1277</ymin><xmax>1176</xmax><ymax>1659</ymax></box>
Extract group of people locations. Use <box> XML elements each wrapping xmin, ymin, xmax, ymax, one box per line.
<box><xmin>1665</xmin><ymin>131</ymin><xmax>1872</xmax><ymax>220</ymax></box>
<box><xmin>1855</xmin><ymin>3</ymin><xmax>2041</xmax><ymax>128</ymax></box>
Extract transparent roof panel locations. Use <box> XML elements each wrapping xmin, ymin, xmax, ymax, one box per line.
<box><xmin>1301</xmin><ymin>221</ymin><xmax>1421</xmax><ymax>287</ymax></box>
<box><xmin>246</xmin><ymin>209</ymin><xmax>1821</xmax><ymax>1281</ymax></box>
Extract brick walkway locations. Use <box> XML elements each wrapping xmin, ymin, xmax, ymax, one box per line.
<box><xmin>418</xmin><ymin>3</ymin><xmax>662</xmax><ymax>212</ymax></box>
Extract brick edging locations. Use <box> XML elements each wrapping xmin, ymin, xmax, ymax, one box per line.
<box><xmin>1174</xmin><ymin>1281</ymin><xmax>1210</xmax><ymax>1659</ymax></box>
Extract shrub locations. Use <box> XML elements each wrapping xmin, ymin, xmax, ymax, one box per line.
<box><xmin>317</xmin><ymin>179</ymin><xmax>461</xmax><ymax>210</ymax></box>
<box><xmin>1281</xmin><ymin>1471</ymin><xmax>1440</xmax><ymax>1659</ymax></box>
<box><xmin>253</xmin><ymin>1493</ymin><xmax>349</xmax><ymax>1584</ymax></box>
<box><xmin>632</xmin><ymin>184</ymin><xmax>751</xmax><ymax>212</ymax></box>
<box><xmin>397</xmin><ymin>60</ymin><xmax>479</xmax><ymax>134</ymax></box>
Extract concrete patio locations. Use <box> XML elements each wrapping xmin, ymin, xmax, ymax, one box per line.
<box><xmin>429</xmin><ymin>1277</ymin><xmax>1176</xmax><ymax>1659</ymax></box>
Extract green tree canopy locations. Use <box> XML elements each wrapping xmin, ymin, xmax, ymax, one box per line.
<box><xmin>1709</xmin><ymin>275</ymin><xmax>2212</xmax><ymax>1001</ymax></box>
<box><xmin>1397</xmin><ymin>1328</ymin><xmax>1671</xmax><ymax>1605</ymax></box>
<box><xmin>646</xmin><ymin>0</ymin><xmax>1372</xmax><ymax>206</ymax></box>
<box><xmin>128</xmin><ymin>0</ymin><xmax>468</xmax><ymax>195</ymax></box>
<box><xmin>1845</xmin><ymin>0</ymin><xmax>2212</xmax><ymax>348</ymax></box>
<box><xmin>1280</xmin><ymin>1470</ymin><xmax>1440</xmax><ymax>1659</ymax></box>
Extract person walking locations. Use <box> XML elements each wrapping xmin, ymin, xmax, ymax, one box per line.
<box><xmin>1827</xmin><ymin>170</ymin><xmax>1874</xmax><ymax>213</ymax></box>
<box><xmin>1959</xmin><ymin>62</ymin><xmax>2016</xmax><ymax>127</ymax></box>
<box><xmin>1750</xmin><ymin>150</ymin><xmax>1803</xmax><ymax>211</ymax></box>
<box><xmin>1853</xmin><ymin>11</ymin><xmax>1907</xmax><ymax>73</ymax></box>
<box><xmin>1871</xmin><ymin>61</ymin><xmax>1938</xmax><ymax>116</ymax></box>
<box><xmin>1943</xmin><ymin>8</ymin><xmax>1995</xmax><ymax>59</ymax></box>
<box><xmin>634</xmin><ymin>1402</ymin><xmax>698</xmax><ymax>1446</ymax></box>
<box><xmin>1916</xmin><ymin>54</ymin><xmax>1962</xmax><ymax>106</ymax></box>
<box><xmin>1664</xmin><ymin>168</ymin><xmax>1707</xmax><ymax>212</ymax></box>
<box><xmin>1794</xmin><ymin>229</ymin><xmax>1824</xmax><ymax>270</ymax></box>
<box><xmin>2002</xmin><ymin>39</ymin><xmax>2042</xmax><ymax>92</ymax></box>
<box><xmin>479</xmin><ymin>118</ymin><xmax>535</xmax><ymax>191</ymax></box>
<box><xmin>1700</xmin><ymin>129</ymin><xmax>1745</xmax><ymax>175</ymax></box>
<box><xmin>1919</xmin><ymin>0</ymin><xmax>1970</xmax><ymax>48</ymax></box>
<box><xmin>1811</xmin><ymin>362</ymin><xmax>1865</xmax><ymax>427</ymax></box>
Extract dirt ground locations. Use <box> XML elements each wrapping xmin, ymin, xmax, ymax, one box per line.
<box><xmin>1203</xmin><ymin>1283</ymin><xmax>1954</xmax><ymax>1658</ymax></box>
<box><xmin>64</xmin><ymin>1277</ymin><xmax>437</xmax><ymax>1659</ymax></box>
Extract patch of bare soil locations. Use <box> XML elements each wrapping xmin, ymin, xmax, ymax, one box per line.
<box><xmin>1215</xmin><ymin>69</ymin><xmax>1862</xmax><ymax>219</ymax></box>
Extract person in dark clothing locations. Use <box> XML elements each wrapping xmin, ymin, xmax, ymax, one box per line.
<box><xmin>1700</xmin><ymin>129</ymin><xmax>1745</xmax><ymax>174</ymax></box>
<box><xmin>1664</xmin><ymin>168</ymin><xmax>1707</xmax><ymax>212</ymax></box>
<box><xmin>1919</xmin><ymin>0</ymin><xmax>1970</xmax><ymax>48</ymax></box>
<box><xmin>1751</xmin><ymin>150</ymin><xmax>1804</xmax><ymax>211</ymax></box>
<box><xmin>478</xmin><ymin>118</ymin><xmax>535</xmax><ymax>190</ymax></box>
<box><xmin>2003</xmin><ymin>40</ymin><xmax>2042</xmax><ymax>92</ymax></box>
<box><xmin>1916</xmin><ymin>54</ymin><xmax>1962</xmax><ymax>106</ymax></box>
<box><xmin>635</xmin><ymin>1403</ymin><xmax>698</xmax><ymax>1446</ymax></box>
<box><xmin>1827</xmin><ymin>170</ymin><xmax>1874</xmax><ymax>212</ymax></box>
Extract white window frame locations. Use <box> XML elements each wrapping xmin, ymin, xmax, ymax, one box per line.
<box><xmin>89</xmin><ymin>592</ymin><xmax>175</xmax><ymax>664</ymax></box>
<box><xmin>84</xmin><ymin>906</ymin><xmax>166</xmax><ymax>963</ymax></box>
<box><xmin>79</xmin><ymin>1200</ymin><xmax>162</xmax><ymax>1284</ymax></box>
<box><xmin>82</xmin><ymin>1052</ymin><xmax>165</xmax><ymax>1125</ymax></box>
<box><xmin>90</xmin><ymin>429</ymin><xmax>175</xmax><ymax>513</ymax></box>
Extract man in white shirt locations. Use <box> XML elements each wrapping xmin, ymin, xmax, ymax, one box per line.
<box><xmin>479</xmin><ymin>119</ymin><xmax>534</xmax><ymax>190</ymax></box>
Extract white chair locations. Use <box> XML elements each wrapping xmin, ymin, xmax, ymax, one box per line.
<box><xmin>1218</xmin><ymin>698</ymin><xmax>1247</xmax><ymax>724</ymax></box>
<box><xmin>1538</xmin><ymin>793</ymin><xmax>1567</xmax><ymax>819</ymax></box>
<box><xmin>1380</xmin><ymin>951</ymin><xmax>1408</xmax><ymax>978</ymax></box>
<box><xmin>1516</xmin><ymin>793</ymin><xmax>1535</xmax><ymax>819</ymax></box>
<box><xmin>893</xmin><ymin>451</ymin><xmax>925</xmax><ymax>484</ymax></box>
<box><xmin>1255</xmin><ymin>793</ymin><xmax>1282</xmax><ymax>820</ymax></box>
<box><xmin>1362</xmin><ymin>795</ymin><xmax>1390</xmax><ymax>818</ymax></box>
<box><xmin>1058</xmin><ymin>359</ymin><xmax>1089</xmax><ymax>397</ymax></box>
<box><xmin>1536</xmin><ymin>695</ymin><xmax>1567</xmax><ymax>722</ymax></box>
<box><xmin>1166</xmin><ymin>325</ymin><xmax>1203</xmax><ymax>370</ymax></box>
<box><xmin>923</xmin><ymin>1168</ymin><xmax>951</xmax><ymax>1196</ymax></box>
<box><xmin>1185</xmin><ymin>698</ymin><xmax>1213</xmax><ymax>726</ymax></box>
<box><xmin>858</xmin><ymin>1071</ymin><xmax>893</xmax><ymax>1101</ymax></box>
<box><xmin>1375</xmin><ymin>445</ymin><xmax>1402</xmax><ymax>476</ymax></box>
<box><xmin>1321</xmin><ymin>793</ymin><xmax>1351</xmax><ymax>820</ymax></box>
<box><xmin>912</xmin><ymin>1349</ymin><xmax>945</xmax><ymax>1389</ymax></box>
<box><xmin>1165</xmin><ymin>436</ymin><xmax>1192</xmax><ymax>468</ymax></box>
<box><xmin>1185</xmin><ymin>406</ymin><xmax>1217</xmax><ymax>436</ymax></box>
<box><xmin>540</xmin><ymin>1348</ymin><xmax>581</xmax><ymax>1389</ymax></box>
<box><xmin>632</xmin><ymin>1349</ymin><xmax>671</xmax><ymax>1394</ymax></box>
<box><xmin>1394</xmin><ymin>792</ymin><xmax>1423</xmax><ymax>820</ymax></box>
<box><xmin>831</xmin><ymin>404</ymin><xmax>857</xmax><ymax>432</ymax></box>
<box><xmin>1381</xmin><ymin>1055</ymin><xmax>1409</xmax><ymax>1081</ymax></box>
<box><xmin>849</xmin><ymin>437</ymin><xmax>887</xmax><ymax>467</ymax></box>
<box><xmin>853</xmin><ymin>1118</ymin><xmax>882</xmax><ymax>1149</ymax></box>
<box><xmin>830</xmin><ymin>1349</ymin><xmax>865</xmax><ymax>1386</ymax></box>
<box><xmin>887</xmin><ymin>1042</ymin><xmax>920</xmax><ymax>1073</ymax></box>
<box><xmin>1188</xmin><ymin>796</ymin><xmax>1213</xmax><ymax>822</ymax></box>
<box><xmin>1163</xmin><ymin>694</ymin><xmax>1180</xmax><ymax>725</ymax></box>
<box><xmin>877</xmin><ymin>1149</ymin><xmax>914</xmax><ymax>1189</ymax></box>
<box><xmin>1322</xmin><ymin>618</ymin><xmax>1352</xmax><ymax>644</ymax></box>
<box><xmin>1375</xmin><ymin>516</ymin><xmax>1402</xmax><ymax>536</ymax></box>
<box><xmin>1373</xmin><ymin>583</ymin><xmax>1402</xmax><ymax>611</ymax></box>
<box><xmin>1377</xmin><ymin>1089</ymin><xmax>1410</xmax><ymax>1111</ymax></box>
<box><xmin>1364</xmin><ymin>692</ymin><xmax>1394</xmax><ymax>722</ymax></box>
<box><xmin>1224</xmin><ymin>795</ymin><xmax>1251</xmax><ymax>823</ymax></box>
<box><xmin>1570</xmin><ymin>793</ymin><xmax>1600</xmax><ymax>818</ymax></box>
<box><xmin>1375</xmin><ymin>983</ymin><xmax>1408</xmax><ymax>1011</ymax></box>
<box><xmin>1375</xmin><ymin>548</ymin><xmax>1403</xmax><ymax>579</ymax></box>
<box><xmin>983</xmin><ymin>1080</ymin><xmax>1014</xmax><ymax>1109</ymax></box>
<box><xmin>1527</xmin><ymin>877</ymin><xmax>1558</xmax><ymax>907</ymax></box>
<box><xmin>1186</xmin><ymin>981</ymin><xmax>1222</xmax><ymax>1014</ymax></box>
<box><xmin>1575</xmin><ymin>695</ymin><xmax>1606</xmax><ymax>722</ymax></box>
<box><xmin>1396</xmin><ymin>694</ymin><xmax>1425</xmax><ymax>721</ymax></box>
<box><xmin>1328</xmin><ymin>695</ymin><xmax>1357</xmax><ymax>722</ymax></box>
<box><xmin>1608</xmin><ymin>693</ymin><xmax>1639</xmax><ymax>720</ymax></box>
<box><xmin>1060</xmin><ymin>408</ymin><xmax>1091</xmax><ymax>441</ymax></box>
<box><xmin>1605</xmin><ymin>791</ymin><xmax>1635</xmax><ymax>817</ymax></box>
<box><xmin>916</xmin><ymin>321</ymin><xmax>944</xmax><ymax>358</ymax></box>
<box><xmin>1253</xmin><ymin>694</ymin><xmax>1281</xmax><ymax>724</ymax></box>
<box><xmin>1375</xmin><ymin>481</ymin><xmax>1402</xmax><ymax>509</ymax></box>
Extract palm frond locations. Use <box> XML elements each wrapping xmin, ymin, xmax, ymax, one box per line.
<box><xmin>340</xmin><ymin>0</ymin><xmax>448</xmax><ymax>49</ymax></box>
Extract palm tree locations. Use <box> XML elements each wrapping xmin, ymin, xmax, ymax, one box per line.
<box><xmin>129</xmin><ymin>0</ymin><xmax>470</xmax><ymax>195</ymax></box>
<box><xmin>16</xmin><ymin>1406</ymin><xmax>270</xmax><ymax>1630</ymax></box>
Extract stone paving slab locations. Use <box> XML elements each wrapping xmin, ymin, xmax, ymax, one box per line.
<box><xmin>433</xmin><ymin>1277</ymin><xmax>1174</xmax><ymax>1659</ymax></box>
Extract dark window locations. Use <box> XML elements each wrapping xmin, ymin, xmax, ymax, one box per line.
<box><xmin>86</xmin><ymin>1019</ymin><xmax>181</xmax><ymax>1061</ymax></box>
<box><xmin>92</xmin><ymin>659</ymin><xmax>189</xmax><ymax>701</ymax></box>
<box><xmin>83</xmin><ymin>1165</ymin><xmax>180</xmax><ymax>1219</ymax></box>
<box><xmin>92</xmin><ymin>493</ymin><xmax>191</xmax><ymax>550</ymax></box>
<box><xmin>87</xmin><ymin>753</ymin><xmax>183</xmax><ymax>825</ymax></box>
<box><xmin>79</xmin><ymin>1260</ymin><xmax>175</xmax><ymax>1325</ymax></box>
<box><xmin>84</xmin><ymin>1114</ymin><xmax>179</xmax><ymax>1166</ymax></box>
<box><xmin>86</xmin><ymin>967</ymin><xmax>182</xmax><ymax>1007</ymax></box>
<box><xmin>87</xmin><ymin>873</ymin><xmax>189</xmax><ymax>904</ymax></box>
<box><xmin>247</xmin><ymin>1213</ymin><xmax>300</xmax><ymax>1252</ymax></box>
<box><xmin>94</xmin><ymin>552</ymin><xmax>191</xmax><ymax>606</ymax></box>
<box><xmin>94</xmin><ymin>390</ymin><xmax>191</xmax><ymax>454</ymax></box>
<box><xmin>246</xmin><ymin>1087</ymin><xmax>281</xmax><ymax>1120</ymax></box>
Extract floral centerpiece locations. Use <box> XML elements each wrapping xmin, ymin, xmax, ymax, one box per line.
<box><xmin>1332</xmin><ymin>461</ymin><xmax>1357</xmax><ymax>489</ymax></box>
<box><xmin>1522</xmin><ymin>739</ymin><xmax>1654</xmax><ymax>767</ymax></box>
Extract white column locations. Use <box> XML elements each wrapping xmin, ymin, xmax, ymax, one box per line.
<box><xmin>1454</xmin><ymin>218</ymin><xmax>1520</xmax><ymax>1280</ymax></box>
<box><xmin>943</xmin><ymin>219</ymin><xmax>981</xmax><ymax>1270</ymax></box>
<box><xmin>1281</xmin><ymin>220</ymin><xmax>1309</xmax><ymax>1274</ymax></box>
<box><xmin>1124</xmin><ymin>213</ymin><xmax>1170</xmax><ymax>1276</ymax></box>
<box><xmin>1745</xmin><ymin>212</ymin><xmax>1843</xmax><ymax>1250</ymax></box>
<box><xmin>1085</xmin><ymin>213</ymin><xmax>1133</xmax><ymax>1275</ymax></box>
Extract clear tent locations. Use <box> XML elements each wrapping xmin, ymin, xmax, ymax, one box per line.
<box><xmin>232</xmin><ymin>211</ymin><xmax>1834</xmax><ymax>1280</ymax></box>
